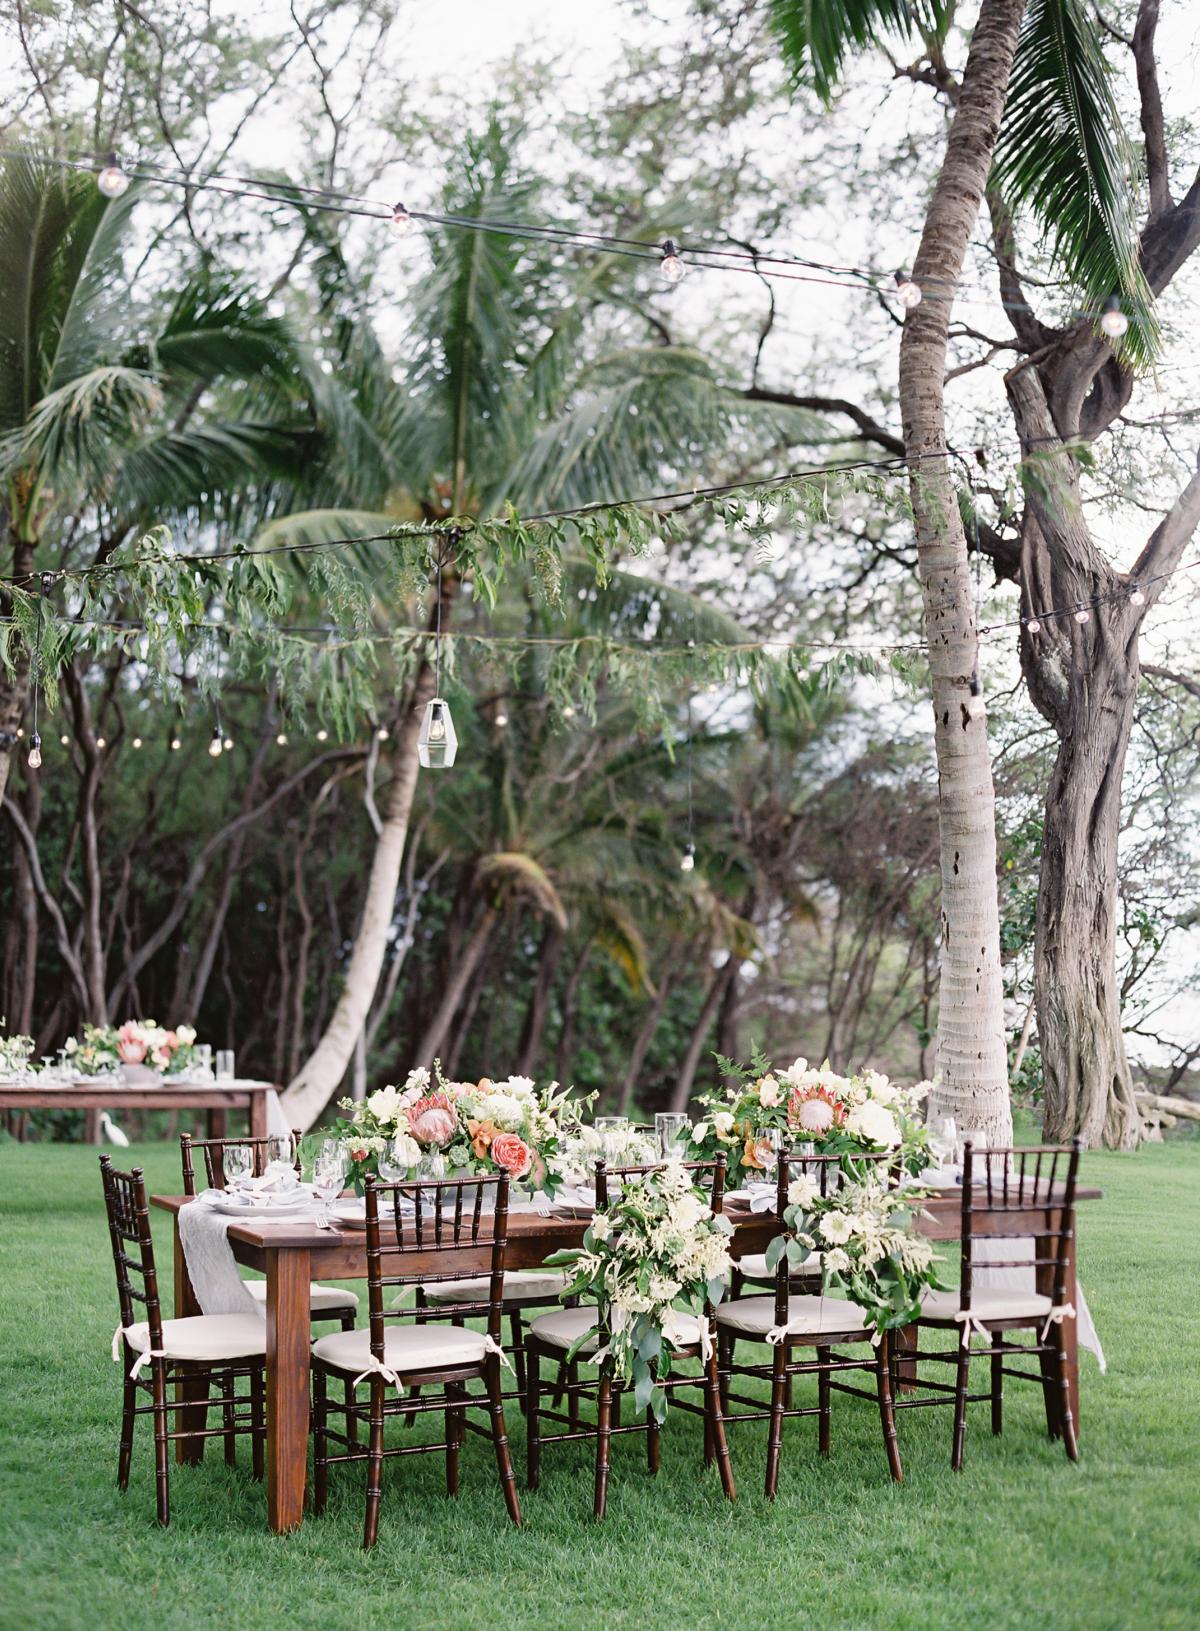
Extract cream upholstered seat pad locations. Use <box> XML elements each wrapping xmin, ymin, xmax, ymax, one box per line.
<box><xmin>122</xmin><ymin>1313</ymin><xmax>267</xmax><ymax>1362</ymax></box>
<box><xmin>422</xmin><ymin>1269</ymin><xmax>570</xmax><ymax>1305</ymax></box>
<box><xmin>244</xmin><ymin>1279</ymin><xmax>358</xmax><ymax>1313</ymax></box>
<box><xmin>736</xmin><ymin>1251</ymin><xmax>820</xmax><ymax>1281</ymax></box>
<box><xmin>920</xmin><ymin>1288</ymin><xmax>1053</xmax><ymax>1324</ymax></box>
<box><xmin>716</xmin><ymin>1294</ymin><xmax>868</xmax><ymax>1338</ymax></box>
<box><xmin>529</xmin><ymin>1305</ymin><xmax>705</xmax><ymax>1356</ymax></box>
<box><xmin>312</xmin><ymin>1321</ymin><xmax>493</xmax><ymax>1376</ymax></box>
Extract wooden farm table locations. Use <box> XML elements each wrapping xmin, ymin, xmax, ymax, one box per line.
<box><xmin>0</xmin><ymin>1077</ymin><xmax>276</xmax><ymax>1141</ymax></box>
<box><xmin>151</xmin><ymin>1182</ymin><xmax>1101</xmax><ymax>1534</ymax></box>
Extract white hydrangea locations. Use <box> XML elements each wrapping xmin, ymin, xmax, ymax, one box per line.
<box><xmin>844</xmin><ymin>1098</ymin><xmax>901</xmax><ymax>1148</ymax></box>
<box><xmin>787</xmin><ymin>1175</ymin><xmax>820</xmax><ymax>1210</ymax></box>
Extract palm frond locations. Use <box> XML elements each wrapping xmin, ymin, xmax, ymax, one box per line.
<box><xmin>477</xmin><ymin>850</ymin><xmax>569</xmax><ymax>928</ymax></box>
<box><xmin>0</xmin><ymin>365</ymin><xmax>161</xmax><ymax>490</ymax></box>
<box><xmin>766</xmin><ymin>0</ymin><xmax>953</xmax><ymax>104</ymax></box>
<box><xmin>994</xmin><ymin>0</ymin><xmax>1156</xmax><ymax>364</ymax></box>
<box><xmin>591</xmin><ymin>899</ymin><xmax>656</xmax><ymax>997</ymax></box>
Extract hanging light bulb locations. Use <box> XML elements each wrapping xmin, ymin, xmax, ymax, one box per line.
<box><xmin>1099</xmin><ymin>296</ymin><xmax>1128</xmax><ymax>340</ymax></box>
<box><xmin>170</xmin><ymin>735</ymin><xmax>182</xmax><ymax>752</ymax></box>
<box><xmin>1073</xmin><ymin>602</ymin><xmax>1091</xmax><ymax>624</ymax></box>
<box><xmin>376</xmin><ymin>725</ymin><xmax>390</xmax><ymax>741</ymax></box>
<box><xmin>894</xmin><ymin>269</ymin><xmax>922</xmax><ymax>310</ymax></box>
<box><xmin>660</xmin><ymin>239</ymin><xmax>687</xmax><ymax>284</ymax></box>
<box><xmin>495</xmin><ymin>709</ymin><xmax>509</xmax><ymax>728</ymax></box>
<box><xmin>418</xmin><ymin>697</ymin><xmax>457</xmax><ymax>768</ymax></box>
<box><xmin>390</xmin><ymin>201</ymin><xmax>414</xmax><ymax>237</ymax></box>
<box><xmin>27</xmin><ymin>732</ymin><xmax>42</xmax><ymax>770</ymax></box>
<box><xmin>223</xmin><ymin>735</ymin><xmax>234</xmax><ymax>751</ymax></box>
<box><xmin>1129</xmin><ymin>583</ymin><xmax>1146</xmax><ymax>607</ymax></box>
<box><xmin>680</xmin><ymin>842</ymin><xmax>696</xmax><ymax>874</ymax></box>
<box><xmin>97</xmin><ymin>153</ymin><xmax>129</xmax><ymax>197</ymax></box>
<box><xmin>16</xmin><ymin>727</ymin><xmax>23</xmax><ymax>739</ymax></box>
<box><xmin>316</xmin><ymin>727</ymin><xmax>328</xmax><ymax>742</ymax></box>
<box><xmin>562</xmin><ymin>704</ymin><xmax>576</xmax><ymax>720</ymax></box>
<box><xmin>95</xmin><ymin>736</ymin><xmax>107</xmax><ymax>749</ymax></box>
<box><xmin>276</xmin><ymin>731</ymin><xmax>288</xmax><ymax>746</ymax></box>
<box><xmin>60</xmin><ymin>733</ymin><xmax>70</xmax><ymax>746</ymax></box>
<box><xmin>131</xmin><ymin>735</ymin><xmax>143</xmax><ymax>749</ymax></box>
<box><xmin>208</xmin><ymin>727</ymin><xmax>224</xmax><ymax>758</ymax></box>
<box><xmin>1024</xmin><ymin>617</ymin><xmax>1041</xmax><ymax>635</ymax></box>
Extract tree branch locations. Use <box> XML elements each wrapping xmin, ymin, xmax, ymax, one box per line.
<box><xmin>1132</xmin><ymin>0</ymin><xmax>1171</xmax><ymax>221</ymax></box>
<box><xmin>1</xmin><ymin>798</ymin><xmax>90</xmax><ymax>1011</ymax></box>
<box><xmin>741</xmin><ymin>388</ymin><xmax>904</xmax><ymax>456</ymax></box>
<box><xmin>1130</xmin><ymin>455</ymin><xmax>1200</xmax><ymax>593</ymax></box>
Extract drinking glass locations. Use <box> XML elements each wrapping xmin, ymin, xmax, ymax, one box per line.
<box><xmin>266</xmin><ymin>1132</ymin><xmax>295</xmax><ymax>1171</ymax></box>
<box><xmin>594</xmin><ymin>1115</ymin><xmax>629</xmax><ymax>1162</ymax></box>
<box><xmin>312</xmin><ymin>1150</ymin><xmax>348</xmax><ymax>1223</ymax></box>
<box><xmin>378</xmin><ymin>1136</ymin><xmax>415</xmax><ymax>1184</ymax></box>
<box><xmin>928</xmin><ymin>1114</ymin><xmax>958</xmax><ymax>1171</ymax></box>
<box><xmin>215</xmin><ymin>1049</ymin><xmax>236</xmax><ymax>1081</ymax></box>
<box><xmin>654</xmin><ymin>1112</ymin><xmax>689</xmax><ymax>1160</ymax></box>
<box><xmin>192</xmin><ymin>1043</ymin><xmax>214</xmax><ymax>1082</ymax></box>
<box><xmin>223</xmin><ymin>1144</ymin><xmax>253</xmax><ymax>1188</ymax></box>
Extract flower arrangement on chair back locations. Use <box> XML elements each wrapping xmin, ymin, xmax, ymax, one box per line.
<box><xmin>543</xmin><ymin>1158</ymin><xmax>734</xmax><ymax>1421</ymax></box>
<box><xmin>687</xmin><ymin>1048</ymin><xmax>932</xmax><ymax>1179</ymax></box>
<box><xmin>769</xmin><ymin>1164</ymin><xmax>947</xmax><ymax>1336</ymax></box>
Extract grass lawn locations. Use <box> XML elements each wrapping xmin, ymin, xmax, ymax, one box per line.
<box><xmin>1</xmin><ymin>1134</ymin><xmax>1196</xmax><ymax>1631</ymax></box>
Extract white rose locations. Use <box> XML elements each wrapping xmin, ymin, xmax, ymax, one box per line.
<box><xmin>64</xmin><ymin>1037</ymin><xmax>78</xmax><ymax>1055</ymax></box>
<box><xmin>819</xmin><ymin>1211</ymin><xmax>854</xmax><ymax>1245</ymax></box>
<box><xmin>757</xmin><ymin>1075</ymin><xmax>781</xmax><ymax>1108</ymax></box>
<box><xmin>712</xmin><ymin>1110</ymin><xmax>735</xmax><ymax>1137</ymax></box>
<box><xmin>175</xmin><ymin>1024</ymin><xmax>197</xmax><ymax>1046</ymax></box>
<box><xmin>367</xmin><ymin>1085</ymin><xmax>402</xmax><ymax>1125</ymax></box>
<box><xmin>391</xmin><ymin>1133</ymin><xmax>421</xmax><ymax>1168</ymax></box>
<box><xmin>779</xmin><ymin>1057</ymin><xmax>809</xmax><ymax>1086</ymax></box>
<box><xmin>845</xmin><ymin>1099</ymin><xmax>901</xmax><ymax>1148</ymax></box>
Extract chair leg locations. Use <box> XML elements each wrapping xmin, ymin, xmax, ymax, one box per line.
<box><xmin>568</xmin><ymin>1359</ymin><xmax>580</xmax><ymax>1428</ymax></box>
<box><xmin>991</xmin><ymin>1335</ymin><xmax>1004</xmax><ymax>1435</ymax></box>
<box><xmin>525</xmin><ymin>1346</ymin><xmax>541</xmax><ymax>1491</ymax></box>
<box><xmin>704</xmin><ymin>1346</ymin><xmax>736</xmax><ymax>1503</ymax></box>
<box><xmin>550</xmin><ymin>1358</ymin><xmax>569</xmax><ymax>1409</ymax></box>
<box><xmin>593</xmin><ymin>1370</ymin><xmax>614</xmax><ymax>1521</ymax></box>
<box><xmin>220</xmin><ymin>1370</ymin><xmax>237</xmax><ymax>1467</ymax></box>
<box><xmin>250</xmin><ymin>1366</ymin><xmax>265</xmax><ymax>1482</ymax></box>
<box><xmin>151</xmin><ymin>1361</ymin><xmax>171</xmax><ymax>1527</ymax></box>
<box><xmin>764</xmin><ymin>1341</ymin><xmax>788</xmax><ymax>1500</ymax></box>
<box><xmin>951</xmin><ymin>1338</ymin><xmax>971</xmax><ymax>1472</ymax></box>
<box><xmin>313</xmin><ymin>1367</ymin><xmax>329</xmax><ymax>1514</ymax></box>
<box><xmin>446</xmin><ymin>1381</ymin><xmax>464</xmax><ymax>1496</ymax></box>
<box><xmin>817</xmin><ymin>1344</ymin><xmax>831</xmax><ymax>1457</ymax></box>
<box><xmin>363</xmin><ymin>1378</ymin><xmax>385</xmax><ymax>1550</ymax></box>
<box><xmin>117</xmin><ymin>1371</ymin><xmax>136</xmax><ymax>1491</ymax></box>
<box><xmin>509</xmin><ymin>1310</ymin><xmax>527</xmax><ymax>1407</ymax></box>
<box><xmin>717</xmin><ymin>1330</ymin><xmax>733</xmax><ymax>1414</ymax></box>
<box><xmin>1054</xmin><ymin>1334</ymin><xmax>1079</xmax><ymax>1462</ymax></box>
<box><xmin>340</xmin><ymin>1309</ymin><xmax>356</xmax><ymax>1332</ymax></box>
<box><xmin>646</xmin><ymin>1399</ymin><xmax>661</xmax><ymax>1476</ymax></box>
<box><xmin>485</xmin><ymin>1355</ymin><xmax>521</xmax><ymax>1525</ymax></box>
<box><xmin>876</xmin><ymin>1332</ymin><xmax>903</xmax><ymax>1484</ymax></box>
<box><xmin>1038</xmin><ymin>1342</ymin><xmax>1063</xmax><ymax>1440</ymax></box>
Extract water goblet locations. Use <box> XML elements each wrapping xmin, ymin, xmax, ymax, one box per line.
<box><xmin>215</xmin><ymin>1049</ymin><xmax>236</xmax><ymax>1081</ymax></box>
<box><xmin>654</xmin><ymin>1112</ymin><xmax>689</xmax><ymax>1160</ymax></box>
<box><xmin>266</xmin><ymin>1132</ymin><xmax>296</xmax><ymax>1173</ymax></box>
<box><xmin>223</xmin><ymin>1144</ymin><xmax>253</xmax><ymax>1189</ymax></box>
<box><xmin>312</xmin><ymin>1150</ymin><xmax>348</xmax><ymax>1225</ymax></box>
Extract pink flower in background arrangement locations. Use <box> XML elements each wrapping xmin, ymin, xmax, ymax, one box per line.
<box><xmin>116</xmin><ymin>1022</ymin><xmax>148</xmax><ymax>1064</ymax></box>
<box><xmin>490</xmin><ymin>1132</ymin><xmax>532</xmax><ymax>1179</ymax></box>
<box><xmin>407</xmin><ymin>1091</ymin><xmax>458</xmax><ymax>1146</ymax></box>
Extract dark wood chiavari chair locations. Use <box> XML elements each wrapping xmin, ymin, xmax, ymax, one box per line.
<box><xmin>100</xmin><ymin>1155</ymin><xmax>267</xmax><ymax>1526</ymax></box>
<box><xmin>180</xmin><ymin>1131</ymin><xmax>359</xmax><ymax>1328</ymax></box>
<box><xmin>523</xmin><ymin>1155</ymin><xmax>736</xmax><ymax>1520</ymax></box>
<box><xmin>310</xmin><ymin>1171</ymin><xmax>521</xmax><ymax>1547</ymax></box>
<box><xmin>903</xmin><ymin>1138</ymin><xmax>1083</xmax><ymax>1468</ymax></box>
<box><xmin>716</xmin><ymin>1150</ymin><xmax>903</xmax><ymax>1496</ymax></box>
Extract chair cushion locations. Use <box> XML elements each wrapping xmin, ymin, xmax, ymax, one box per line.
<box><xmin>244</xmin><ymin>1279</ymin><xmax>358</xmax><ymax>1314</ymax></box>
<box><xmin>529</xmin><ymin>1305</ymin><xmax>705</xmax><ymax>1357</ymax></box>
<box><xmin>736</xmin><ymin>1251</ymin><xmax>820</xmax><ymax>1282</ymax></box>
<box><xmin>122</xmin><ymin>1314</ymin><xmax>266</xmax><ymax>1363</ymax></box>
<box><xmin>920</xmin><ymin>1288</ymin><xmax>1053</xmax><ymax>1324</ymax></box>
<box><xmin>716</xmin><ymin>1294</ymin><xmax>869</xmax><ymax>1339</ymax></box>
<box><xmin>421</xmin><ymin>1270</ymin><xmax>570</xmax><ymax>1305</ymax></box>
<box><xmin>312</xmin><ymin>1322</ymin><xmax>492</xmax><ymax>1377</ymax></box>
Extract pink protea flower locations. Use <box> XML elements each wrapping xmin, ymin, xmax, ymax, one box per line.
<box><xmin>116</xmin><ymin>1022</ymin><xmax>148</xmax><ymax>1064</ymax></box>
<box><xmin>787</xmin><ymin>1083</ymin><xmax>846</xmax><ymax>1137</ymax></box>
<box><xmin>407</xmin><ymin>1091</ymin><xmax>458</xmax><ymax>1147</ymax></box>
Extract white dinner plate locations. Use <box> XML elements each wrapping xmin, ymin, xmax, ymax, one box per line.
<box><xmin>204</xmin><ymin>1189</ymin><xmax>314</xmax><ymax>1218</ymax></box>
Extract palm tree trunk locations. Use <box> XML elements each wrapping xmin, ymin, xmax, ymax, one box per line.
<box><xmin>515</xmin><ymin>922</ymin><xmax>565</xmax><ymax>1077</ymax></box>
<box><xmin>281</xmin><ymin>583</ymin><xmax>453</xmax><ymax>1129</ymax></box>
<box><xmin>896</xmin><ymin>0</ymin><xmax>1026</xmax><ymax>1142</ymax></box>
<box><xmin>618</xmin><ymin>935</ymin><xmax>683</xmax><ymax>1114</ymax></box>
<box><xmin>670</xmin><ymin>958</ymin><xmax>736</xmax><ymax>1114</ymax></box>
<box><xmin>0</xmin><ymin>534</ymin><xmax>33</xmax><ymax>809</ymax></box>
<box><xmin>555</xmin><ymin>941</ymin><xmax>593</xmax><ymax>1083</ymax></box>
<box><xmin>414</xmin><ymin>905</ymin><xmax>499</xmax><ymax>1068</ymax></box>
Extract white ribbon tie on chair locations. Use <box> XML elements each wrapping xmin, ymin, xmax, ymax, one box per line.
<box><xmin>350</xmin><ymin>1331</ymin><xmax>512</xmax><ymax>1392</ymax></box>
<box><xmin>111</xmin><ymin>1324</ymin><xmax>165</xmax><ymax>1380</ymax></box>
<box><xmin>1040</xmin><ymin>1302</ymin><xmax>1076</xmax><ymax>1343</ymax></box>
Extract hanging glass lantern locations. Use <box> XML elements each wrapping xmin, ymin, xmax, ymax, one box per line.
<box><xmin>418</xmin><ymin>697</ymin><xmax>457</xmax><ymax>768</ymax></box>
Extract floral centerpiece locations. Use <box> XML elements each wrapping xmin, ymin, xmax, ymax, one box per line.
<box><xmin>63</xmin><ymin>1021</ymin><xmax>199</xmax><ymax>1077</ymax></box>
<box><xmin>686</xmin><ymin>1048</ymin><xmax>931</xmax><ymax>1177</ymax></box>
<box><xmin>332</xmin><ymin>1065</ymin><xmax>572</xmax><ymax>1195</ymax></box>
<box><xmin>544</xmin><ymin>1160</ymin><xmax>734</xmax><ymax>1420</ymax></box>
<box><xmin>0</xmin><ymin>1029</ymin><xmax>36</xmax><ymax>1077</ymax></box>
<box><xmin>765</xmin><ymin>1165</ymin><xmax>945</xmax><ymax>1334</ymax></box>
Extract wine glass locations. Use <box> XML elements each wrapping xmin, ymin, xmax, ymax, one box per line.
<box><xmin>223</xmin><ymin>1144</ymin><xmax>253</xmax><ymax>1189</ymax></box>
<box><xmin>265</xmin><ymin>1132</ymin><xmax>296</xmax><ymax>1175</ymax></box>
<box><xmin>654</xmin><ymin>1112</ymin><xmax>689</xmax><ymax>1159</ymax></box>
<box><xmin>311</xmin><ymin>1149</ymin><xmax>348</xmax><ymax>1224</ymax></box>
<box><xmin>378</xmin><ymin>1136</ymin><xmax>415</xmax><ymax>1184</ymax></box>
<box><xmin>928</xmin><ymin>1114</ymin><xmax>958</xmax><ymax>1172</ymax></box>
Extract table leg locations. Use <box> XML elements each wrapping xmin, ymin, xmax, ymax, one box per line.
<box><xmin>1036</xmin><ymin>1217</ymin><xmax>1080</xmax><ymax>1435</ymax></box>
<box><xmin>250</xmin><ymin>1093</ymin><xmax>268</xmax><ymax>1141</ymax></box>
<box><xmin>266</xmin><ymin>1247</ymin><xmax>311</xmax><ymax>1533</ymax></box>
<box><xmin>172</xmin><ymin>1221</ymin><xmax>209</xmax><ymax>1465</ymax></box>
<box><xmin>208</xmin><ymin>1105</ymin><xmax>227</xmax><ymax>1140</ymax></box>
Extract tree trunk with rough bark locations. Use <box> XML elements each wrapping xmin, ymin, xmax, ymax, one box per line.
<box><xmin>0</xmin><ymin>535</ymin><xmax>33</xmax><ymax>809</ymax></box>
<box><xmin>516</xmin><ymin>922</ymin><xmax>564</xmax><ymax>1077</ymax></box>
<box><xmin>281</xmin><ymin>581</ymin><xmax>454</xmax><ymax>1128</ymax></box>
<box><xmin>670</xmin><ymin>958</ymin><xmax>735</xmax><ymax>1113</ymax></box>
<box><xmin>414</xmin><ymin>904</ymin><xmax>498</xmax><ymax>1068</ymax></box>
<box><xmin>896</xmin><ymin>0</ymin><xmax>1025</xmax><ymax>1143</ymax></box>
<box><xmin>618</xmin><ymin>935</ymin><xmax>683</xmax><ymax>1114</ymax></box>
